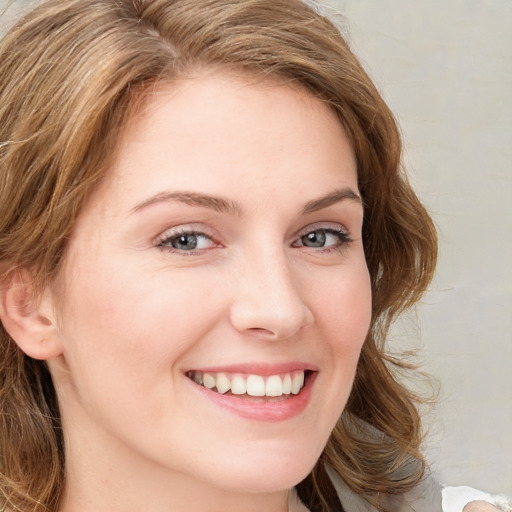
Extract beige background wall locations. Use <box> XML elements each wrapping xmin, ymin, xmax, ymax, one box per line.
<box><xmin>2</xmin><ymin>0</ymin><xmax>511</xmax><ymax>496</ymax></box>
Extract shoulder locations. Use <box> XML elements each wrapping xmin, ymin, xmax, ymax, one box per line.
<box><xmin>325</xmin><ymin>462</ymin><xmax>442</xmax><ymax>512</ymax></box>
<box><xmin>326</xmin><ymin>468</ymin><xmax>511</xmax><ymax>512</ymax></box>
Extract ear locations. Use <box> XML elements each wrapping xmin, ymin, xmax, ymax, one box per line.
<box><xmin>0</xmin><ymin>268</ymin><xmax>63</xmax><ymax>360</ymax></box>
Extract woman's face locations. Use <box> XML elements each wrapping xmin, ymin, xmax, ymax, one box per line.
<box><xmin>48</xmin><ymin>72</ymin><xmax>371</xmax><ymax>494</ymax></box>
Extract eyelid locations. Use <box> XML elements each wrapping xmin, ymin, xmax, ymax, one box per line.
<box><xmin>291</xmin><ymin>222</ymin><xmax>354</xmax><ymax>252</ymax></box>
<box><xmin>294</xmin><ymin>221</ymin><xmax>351</xmax><ymax>240</ymax></box>
<box><xmin>155</xmin><ymin>224</ymin><xmax>221</xmax><ymax>248</ymax></box>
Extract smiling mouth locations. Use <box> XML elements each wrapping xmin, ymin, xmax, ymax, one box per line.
<box><xmin>186</xmin><ymin>370</ymin><xmax>311</xmax><ymax>399</ymax></box>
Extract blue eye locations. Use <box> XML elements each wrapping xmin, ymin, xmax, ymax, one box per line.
<box><xmin>159</xmin><ymin>232</ymin><xmax>214</xmax><ymax>251</ymax></box>
<box><xmin>296</xmin><ymin>228</ymin><xmax>350</xmax><ymax>249</ymax></box>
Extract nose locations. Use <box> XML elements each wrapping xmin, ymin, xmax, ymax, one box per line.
<box><xmin>229</xmin><ymin>249</ymin><xmax>314</xmax><ymax>341</ymax></box>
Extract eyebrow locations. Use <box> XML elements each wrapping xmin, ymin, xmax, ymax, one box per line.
<box><xmin>301</xmin><ymin>187</ymin><xmax>362</xmax><ymax>214</ymax></box>
<box><xmin>131</xmin><ymin>187</ymin><xmax>361</xmax><ymax>216</ymax></box>
<box><xmin>131</xmin><ymin>191</ymin><xmax>241</xmax><ymax>215</ymax></box>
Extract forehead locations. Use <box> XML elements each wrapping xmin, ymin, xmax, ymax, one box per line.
<box><xmin>124</xmin><ymin>70</ymin><xmax>345</xmax><ymax>147</ymax></box>
<box><xmin>80</xmin><ymin>70</ymin><xmax>357</xmax><ymax>220</ymax></box>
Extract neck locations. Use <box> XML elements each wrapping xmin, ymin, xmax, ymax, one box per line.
<box><xmin>60</xmin><ymin>456</ymin><xmax>297</xmax><ymax>512</ymax></box>
<box><xmin>58</xmin><ymin>425</ymin><xmax>298</xmax><ymax>512</ymax></box>
<box><xmin>60</xmin><ymin>468</ymin><xmax>294</xmax><ymax>512</ymax></box>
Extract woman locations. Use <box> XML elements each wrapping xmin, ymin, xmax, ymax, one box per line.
<box><xmin>0</xmin><ymin>1</ymin><xmax>500</xmax><ymax>511</ymax></box>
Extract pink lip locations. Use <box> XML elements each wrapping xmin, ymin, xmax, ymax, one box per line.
<box><xmin>187</xmin><ymin>361</ymin><xmax>318</xmax><ymax>376</ymax></box>
<box><xmin>187</xmin><ymin>370</ymin><xmax>317</xmax><ymax>423</ymax></box>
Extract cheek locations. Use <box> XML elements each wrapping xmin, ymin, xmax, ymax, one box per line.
<box><xmin>309</xmin><ymin>259</ymin><xmax>372</xmax><ymax>409</ymax></box>
<box><xmin>51</xmin><ymin>264</ymin><xmax>226</xmax><ymax>437</ymax></box>
<box><xmin>54</xmin><ymin>255</ymin><xmax>228</xmax><ymax>388</ymax></box>
<box><xmin>312</xmin><ymin>262</ymin><xmax>372</xmax><ymax>349</ymax></box>
<box><xmin>294</xmin><ymin>260</ymin><xmax>371</xmax><ymax>454</ymax></box>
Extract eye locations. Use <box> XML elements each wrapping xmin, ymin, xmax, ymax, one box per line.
<box><xmin>158</xmin><ymin>231</ymin><xmax>216</xmax><ymax>252</ymax></box>
<box><xmin>293</xmin><ymin>228</ymin><xmax>351</xmax><ymax>250</ymax></box>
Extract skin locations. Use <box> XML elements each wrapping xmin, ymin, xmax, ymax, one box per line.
<box><xmin>38</xmin><ymin>71</ymin><xmax>372</xmax><ymax>512</ymax></box>
<box><xmin>463</xmin><ymin>503</ymin><xmax>503</xmax><ymax>512</ymax></box>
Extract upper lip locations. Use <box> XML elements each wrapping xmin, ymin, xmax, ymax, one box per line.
<box><xmin>185</xmin><ymin>362</ymin><xmax>318</xmax><ymax>376</ymax></box>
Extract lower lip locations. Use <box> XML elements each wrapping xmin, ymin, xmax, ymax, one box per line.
<box><xmin>189</xmin><ymin>373</ymin><xmax>317</xmax><ymax>422</ymax></box>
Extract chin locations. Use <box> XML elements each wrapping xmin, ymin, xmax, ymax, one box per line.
<box><xmin>199</xmin><ymin>444</ymin><xmax>320</xmax><ymax>494</ymax></box>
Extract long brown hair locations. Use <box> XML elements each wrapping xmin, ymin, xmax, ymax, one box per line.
<box><xmin>0</xmin><ymin>1</ymin><xmax>437</xmax><ymax>511</ymax></box>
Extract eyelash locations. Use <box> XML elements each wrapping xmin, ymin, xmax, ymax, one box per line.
<box><xmin>157</xmin><ymin>228</ymin><xmax>219</xmax><ymax>254</ymax></box>
<box><xmin>293</xmin><ymin>226</ymin><xmax>352</xmax><ymax>252</ymax></box>
<box><xmin>156</xmin><ymin>225</ymin><xmax>352</xmax><ymax>255</ymax></box>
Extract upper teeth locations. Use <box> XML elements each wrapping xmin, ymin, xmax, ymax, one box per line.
<box><xmin>188</xmin><ymin>370</ymin><xmax>306</xmax><ymax>397</ymax></box>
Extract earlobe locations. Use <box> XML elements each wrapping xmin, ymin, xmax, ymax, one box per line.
<box><xmin>0</xmin><ymin>268</ymin><xmax>63</xmax><ymax>360</ymax></box>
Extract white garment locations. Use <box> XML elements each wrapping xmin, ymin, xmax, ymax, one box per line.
<box><xmin>442</xmin><ymin>486</ymin><xmax>512</xmax><ymax>512</ymax></box>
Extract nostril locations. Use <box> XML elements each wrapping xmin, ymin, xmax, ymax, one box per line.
<box><xmin>248</xmin><ymin>327</ymin><xmax>274</xmax><ymax>334</ymax></box>
<box><xmin>246</xmin><ymin>327</ymin><xmax>278</xmax><ymax>339</ymax></box>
